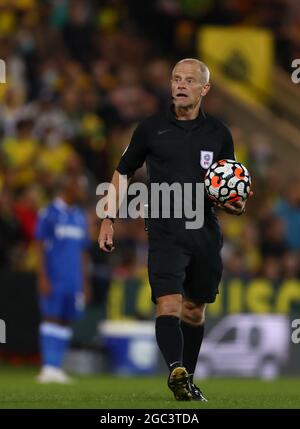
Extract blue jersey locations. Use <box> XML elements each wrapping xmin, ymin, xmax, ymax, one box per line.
<box><xmin>36</xmin><ymin>198</ymin><xmax>89</xmax><ymax>291</ymax></box>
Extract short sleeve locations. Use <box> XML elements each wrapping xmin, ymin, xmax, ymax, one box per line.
<box><xmin>218</xmin><ymin>125</ymin><xmax>235</xmax><ymax>161</ymax></box>
<box><xmin>116</xmin><ymin>122</ymin><xmax>148</xmax><ymax>177</ymax></box>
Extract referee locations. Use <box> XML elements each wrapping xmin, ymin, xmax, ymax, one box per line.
<box><xmin>99</xmin><ymin>59</ymin><xmax>247</xmax><ymax>401</ymax></box>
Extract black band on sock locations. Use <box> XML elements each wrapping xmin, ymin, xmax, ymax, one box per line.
<box><xmin>181</xmin><ymin>321</ymin><xmax>205</xmax><ymax>381</ymax></box>
<box><xmin>155</xmin><ymin>315</ymin><xmax>183</xmax><ymax>370</ymax></box>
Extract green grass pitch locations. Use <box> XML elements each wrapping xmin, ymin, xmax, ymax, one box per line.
<box><xmin>0</xmin><ymin>366</ymin><xmax>299</xmax><ymax>409</ymax></box>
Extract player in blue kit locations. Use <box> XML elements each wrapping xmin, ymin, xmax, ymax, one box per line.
<box><xmin>35</xmin><ymin>174</ymin><xmax>90</xmax><ymax>383</ymax></box>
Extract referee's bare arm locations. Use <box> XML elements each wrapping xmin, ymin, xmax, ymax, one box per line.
<box><xmin>98</xmin><ymin>171</ymin><xmax>129</xmax><ymax>253</ymax></box>
<box><xmin>98</xmin><ymin>121</ymin><xmax>148</xmax><ymax>252</ymax></box>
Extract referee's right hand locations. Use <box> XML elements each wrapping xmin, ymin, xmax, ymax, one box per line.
<box><xmin>98</xmin><ymin>218</ymin><xmax>115</xmax><ymax>253</ymax></box>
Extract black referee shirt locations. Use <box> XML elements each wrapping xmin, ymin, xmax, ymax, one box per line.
<box><xmin>117</xmin><ymin>106</ymin><xmax>235</xmax><ymax>240</ymax></box>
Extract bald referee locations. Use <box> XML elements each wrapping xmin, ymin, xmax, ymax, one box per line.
<box><xmin>98</xmin><ymin>59</ymin><xmax>247</xmax><ymax>401</ymax></box>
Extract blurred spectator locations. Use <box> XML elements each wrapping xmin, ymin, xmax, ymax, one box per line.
<box><xmin>249</xmin><ymin>133</ymin><xmax>273</xmax><ymax>179</ymax></box>
<box><xmin>259</xmin><ymin>215</ymin><xmax>288</xmax><ymax>258</ymax></box>
<box><xmin>2</xmin><ymin>117</ymin><xmax>39</xmax><ymax>188</ymax></box>
<box><xmin>14</xmin><ymin>184</ymin><xmax>42</xmax><ymax>243</ymax></box>
<box><xmin>238</xmin><ymin>221</ymin><xmax>261</xmax><ymax>275</ymax></box>
<box><xmin>281</xmin><ymin>250</ymin><xmax>300</xmax><ymax>279</ymax></box>
<box><xmin>223</xmin><ymin>249</ymin><xmax>250</xmax><ymax>281</ymax></box>
<box><xmin>23</xmin><ymin>88</ymin><xmax>73</xmax><ymax>141</ymax></box>
<box><xmin>145</xmin><ymin>59</ymin><xmax>172</xmax><ymax>110</ymax></box>
<box><xmin>62</xmin><ymin>0</ymin><xmax>93</xmax><ymax>65</ymax></box>
<box><xmin>0</xmin><ymin>87</ymin><xmax>24</xmax><ymax>137</ymax></box>
<box><xmin>274</xmin><ymin>177</ymin><xmax>300</xmax><ymax>250</ymax></box>
<box><xmin>0</xmin><ymin>188</ymin><xmax>22</xmax><ymax>269</ymax></box>
<box><xmin>259</xmin><ymin>256</ymin><xmax>282</xmax><ymax>285</ymax></box>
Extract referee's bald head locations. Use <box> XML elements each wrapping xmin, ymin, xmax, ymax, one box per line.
<box><xmin>172</xmin><ymin>59</ymin><xmax>210</xmax><ymax>85</ymax></box>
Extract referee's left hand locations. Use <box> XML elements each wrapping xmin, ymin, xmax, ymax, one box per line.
<box><xmin>216</xmin><ymin>191</ymin><xmax>253</xmax><ymax>216</ymax></box>
<box><xmin>219</xmin><ymin>199</ymin><xmax>246</xmax><ymax>216</ymax></box>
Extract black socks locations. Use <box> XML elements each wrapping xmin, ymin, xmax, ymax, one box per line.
<box><xmin>155</xmin><ymin>315</ymin><xmax>183</xmax><ymax>370</ymax></box>
<box><xmin>181</xmin><ymin>321</ymin><xmax>205</xmax><ymax>382</ymax></box>
<box><xmin>155</xmin><ymin>315</ymin><xmax>205</xmax><ymax>379</ymax></box>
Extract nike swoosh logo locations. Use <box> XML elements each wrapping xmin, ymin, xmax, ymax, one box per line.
<box><xmin>157</xmin><ymin>129</ymin><xmax>171</xmax><ymax>135</ymax></box>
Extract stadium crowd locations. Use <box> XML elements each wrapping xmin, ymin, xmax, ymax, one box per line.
<box><xmin>0</xmin><ymin>0</ymin><xmax>300</xmax><ymax>311</ymax></box>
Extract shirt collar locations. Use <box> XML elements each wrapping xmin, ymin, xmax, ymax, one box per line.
<box><xmin>166</xmin><ymin>104</ymin><xmax>207</xmax><ymax>127</ymax></box>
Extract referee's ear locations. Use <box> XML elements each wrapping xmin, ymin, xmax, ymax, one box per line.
<box><xmin>201</xmin><ymin>83</ymin><xmax>210</xmax><ymax>97</ymax></box>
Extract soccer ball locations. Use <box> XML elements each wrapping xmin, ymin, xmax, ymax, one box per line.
<box><xmin>204</xmin><ymin>159</ymin><xmax>251</xmax><ymax>204</ymax></box>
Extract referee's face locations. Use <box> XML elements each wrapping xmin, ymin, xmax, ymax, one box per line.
<box><xmin>171</xmin><ymin>62</ymin><xmax>206</xmax><ymax>110</ymax></box>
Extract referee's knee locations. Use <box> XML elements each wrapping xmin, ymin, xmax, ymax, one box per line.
<box><xmin>181</xmin><ymin>303</ymin><xmax>206</xmax><ymax>326</ymax></box>
<box><xmin>156</xmin><ymin>294</ymin><xmax>182</xmax><ymax>318</ymax></box>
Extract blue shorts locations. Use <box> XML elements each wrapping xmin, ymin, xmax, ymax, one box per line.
<box><xmin>40</xmin><ymin>287</ymin><xmax>84</xmax><ymax>322</ymax></box>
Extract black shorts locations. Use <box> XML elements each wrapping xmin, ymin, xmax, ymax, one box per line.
<box><xmin>148</xmin><ymin>217</ymin><xmax>223</xmax><ymax>304</ymax></box>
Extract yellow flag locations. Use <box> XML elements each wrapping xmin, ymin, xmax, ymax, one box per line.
<box><xmin>198</xmin><ymin>26</ymin><xmax>274</xmax><ymax>104</ymax></box>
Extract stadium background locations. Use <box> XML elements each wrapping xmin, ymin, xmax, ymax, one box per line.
<box><xmin>0</xmin><ymin>0</ymin><xmax>300</xmax><ymax>388</ymax></box>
